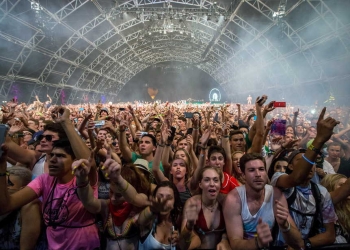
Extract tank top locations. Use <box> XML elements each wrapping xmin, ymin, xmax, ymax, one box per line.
<box><xmin>195</xmin><ymin>203</ymin><xmax>225</xmax><ymax>235</ymax></box>
<box><xmin>236</xmin><ymin>184</ymin><xmax>275</xmax><ymax>239</ymax></box>
<box><xmin>178</xmin><ymin>185</ymin><xmax>192</xmax><ymax>205</ymax></box>
<box><xmin>32</xmin><ymin>154</ymin><xmax>46</xmax><ymax>180</ymax></box>
<box><xmin>138</xmin><ymin>226</ymin><xmax>172</xmax><ymax>250</ymax></box>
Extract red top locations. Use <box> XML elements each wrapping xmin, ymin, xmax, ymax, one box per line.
<box><xmin>220</xmin><ymin>172</ymin><xmax>239</xmax><ymax>194</ymax></box>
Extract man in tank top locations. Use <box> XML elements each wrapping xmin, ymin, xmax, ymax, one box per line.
<box><xmin>223</xmin><ymin>153</ymin><xmax>304</xmax><ymax>249</ymax></box>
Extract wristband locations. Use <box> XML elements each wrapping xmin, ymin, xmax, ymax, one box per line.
<box><xmin>302</xmin><ymin>154</ymin><xmax>315</xmax><ymax>165</ymax></box>
<box><xmin>307</xmin><ymin>143</ymin><xmax>321</xmax><ymax>154</ymax></box>
<box><xmin>280</xmin><ymin>220</ymin><xmax>291</xmax><ymax>233</ymax></box>
<box><xmin>157</xmin><ymin>144</ymin><xmax>165</xmax><ymax>147</ymax></box>
<box><xmin>223</xmin><ymin>135</ymin><xmax>229</xmax><ymax>138</ymax></box>
<box><xmin>166</xmin><ymin>143</ymin><xmax>171</xmax><ymax>147</ymax></box>
<box><xmin>133</xmin><ymin>138</ymin><xmax>139</xmax><ymax>143</ymax></box>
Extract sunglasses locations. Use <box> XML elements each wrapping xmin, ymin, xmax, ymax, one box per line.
<box><xmin>38</xmin><ymin>134</ymin><xmax>53</xmax><ymax>142</ymax></box>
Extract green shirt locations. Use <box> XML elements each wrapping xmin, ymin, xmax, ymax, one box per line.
<box><xmin>131</xmin><ymin>152</ymin><xmax>165</xmax><ymax>172</ymax></box>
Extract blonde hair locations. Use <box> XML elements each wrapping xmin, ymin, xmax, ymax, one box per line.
<box><xmin>321</xmin><ymin>174</ymin><xmax>350</xmax><ymax>234</ymax></box>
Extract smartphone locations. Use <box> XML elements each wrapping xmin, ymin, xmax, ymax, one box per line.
<box><xmin>274</xmin><ymin>101</ymin><xmax>286</xmax><ymax>108</ymax></box>
<box><xmin>93</xmin><ymin>120</ymin><xmax>105</xmax><ymax>128</ymax></box>
<box><xmin>270</xmin><ymin>119</ymin><xmax>286</xmax><ymax>136</ymax></box>
<box><xmin>186</xmin><ymin>128</ymin><xmax>193</xmax><ymax>135</ymax></box>
<box><xmin>253</xmin><ymin>116</ymin><xmax>257</xmax><ymax>121</ymax></box>
<box><xmin>184</xmin><ymin>112</ymin><xmax>193</xmax><ymax>119</ymax></box>
<box><xmin>0</xmin><ymin>124</ymin><xmax>9</xmax><ymax>157</ymax></box>
<box><xmin>168</xmin><ymin>126</ymin><xmax>176</xmax><ymax>142</ymax></box>
<box><xmin>140</xmin><ymin>131</ymin><xmax>148</xmax><ymax>136</ymax></box>
<box><xmin>119</xmin><ymin>108</ymin><xmax>126</xmax><ymax>111</ymax></box>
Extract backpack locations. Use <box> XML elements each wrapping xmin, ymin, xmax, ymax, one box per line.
<box><xmin>272</xmin><ymin>181</ymin><xmax>324</xmax><ymax>244</ymax></box>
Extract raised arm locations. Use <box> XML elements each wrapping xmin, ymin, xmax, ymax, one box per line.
<box><xmin>222</xmin><ymin>122</ymin><xmax>232</xmax><ymax>174</ymax></box>
<box><xmin>189</xmin><ymin>129</ymin><xmax>210</xmax><ymax>192</ymax></box>
<box><xmin>118</xmin><ymin>118</ymin><xmax>132</xmax><ymax>163</ymax></box>
<box><xmin>102</xmin><ymin>149</ymin><xmax>150</xmax><ymax>208</ymax></box>
<box><xmin>275</xmin><ymin>108</ymin><xmax>339</xmax><ymax>188</ymax></box>
<box><xmin>0</xmin><ymin>147</ymin><xmax>38</xmax><ymax>215</ymax></box>
<box><xmin>73</xmin><ymin>153</ymin><xmax>101</xmax><ymax>214</ymax></box>
<box><xmin>152</xmin><ymin>140</ymin><xmax>168</xmax><ymax>184</ymax></box>
<box><xmin>52</xmin><ymin>106</ymin><xmax>97</xmax><ymax>185</ymax></box>
<box><xmin>248</xmin><ymin>96</ymin><xmax>268</xmax><ymax>154</ymax></box>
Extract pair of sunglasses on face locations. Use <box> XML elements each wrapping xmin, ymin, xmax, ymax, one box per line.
<box><xmin>37</xmin><ymin>134</ymin><xmax>53</xmax><ymax>142</ymax></box>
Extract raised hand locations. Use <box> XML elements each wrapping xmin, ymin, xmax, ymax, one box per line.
<box><xmin>315</xmin><ymin>107</ymin><xmax>339</xmax><ymax>143</ymax></box>
<box><xmin>256</xmin><ymin>95</ymin><xmax>268</xmax><ymax>107</ymax></box>
<box><xmin>2</xmin><ymin>113</ymin><xmax>15</xmax><ymax>124</ymax></box>
<box><xmin>51</xmin><ymin>106</ymin><xmax>70</xmax><ymax>123</ymax></box>
<box><xmin>263</xmin><ymin>101</ymin><xmax>275</xmax><ymax>115</ymax></box>
<box><xmin>282</xmin><ymin>138</ymin><xmax>300</xmax><ymax>149</ymax></box>
<box><xmin>294</xmin><ymin>108</ymin><xmax>299</xmax><ymax>117</ymax></box>
<box><xmin>71</xmin><ymin>151</ymin><xmax>93</xmax><ymax>182</ymax></box>
<box><xmin>101</xmin><ymin>146</ymin><xmax>121</xmax><ymax>182</ymax></box>
<box><xmin>149</xmin><ymin>194</ymin><xmax>173</xmax><ymax>214</ymax></box>
<box><xmin>184</xmin><ymin>198</ymin><xmax>200</xmax><ymax>229</ymax></box>
<box><xmin>186</xmin><ymin>134</ymin><xmax>194</xmax><ymax>153</ymax></box>
<box><xmin>199</xmin><ymin>128</ymin><xmax>211</xmax><ymax>148</ymax></box>
<box><xmin>256</xmin><ymin>218</ymin><xmax>273</xmax><ymax>248</ymax></box>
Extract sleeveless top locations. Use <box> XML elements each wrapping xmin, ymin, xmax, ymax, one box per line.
<box><xmin>178</xmin><ymin>185</ymin><xmax>192</xmax><ymax>205</ymax></box>
<box><xmin>0</xmin><ymin>210</ymin><xmax>21</xmax><ymax>249</ymax></box>
<box><xmin>32</xmin><ymin>154</ymin><xmax>46</xmax><ymax>180</ymax></box>
<box><xmin>195</xmin><ymin>203</ymin><xmax>225</xmax><ymax>235</ymax></box>
<box><xmin>138</xmin><ymin>218</ymin><xmax>173</xmax><ymax>250</ymax></box>
<box><xmin>236</xmin><ymin>185</ymin><xmax>275</xmax><ymax>239</ymax></box>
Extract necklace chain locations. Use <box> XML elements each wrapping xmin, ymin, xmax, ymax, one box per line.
<box><xmin>202</xmin><ymin>200</ymin><xmax>217</xmax><ymax>212</ymax></box>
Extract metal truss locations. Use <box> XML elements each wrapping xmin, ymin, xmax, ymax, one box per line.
<box><xmin>32</xmin><ymin>0</ymin><xmax>90</xmax><ymax>30</ymax></box>
<box><xmin>0</xmin><ymin>0</ymin><xmax>21</xmax><ymax>24</ymax></box>
<box><xmin>0</xmin><ymin>80</ymin><xmax>13</xmax><ymax>101</ymax></box>
<box><xmin>201</xmin><ymin>0</ymin><xmax>243</xmax><ymax>61</ymax></box>
<box><xmin>243</xmin><ymin>0</ymin><xmax>324</xmax><ymax>81</ymax></box>
<box><xmin>0</xmin><ymin>75</ymin><xmax>118</xmax><ymax>96</ymax></box>
<box><xmin>306</xmin><ymin>0</ymin><xmax>350</xmax><ymax>54</ymax></box>
<box><xmin>118</xmin><ymin>0</ymin><xmax>227</xmax><ymax>11</ymax></box>
<box><xmin>81</xmin><ymin>28</ymin><xmax>214</xmax><ymax>91</ymax></box>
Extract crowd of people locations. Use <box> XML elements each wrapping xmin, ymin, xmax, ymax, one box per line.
<box><xmin>0</xmin><ymin>94</ymin><xmax>349</xmax><ymax>250</ymax></box>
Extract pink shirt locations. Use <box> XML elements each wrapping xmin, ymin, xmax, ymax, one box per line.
<box><xmin>28</xmin><ymin>174</ymin><xmax>99</xmax><ymax>250</ymax></box>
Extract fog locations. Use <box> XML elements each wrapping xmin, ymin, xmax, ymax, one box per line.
<box><xmin>0</xmin><ymin>0</ymin><xmax>349</xmax><ymax>106</ymax></box>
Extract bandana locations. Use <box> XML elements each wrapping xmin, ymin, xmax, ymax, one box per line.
<box><xmin>109</xmin><ymin>201</ymin><xmax>132</xmax><ymax>227</ymax></box>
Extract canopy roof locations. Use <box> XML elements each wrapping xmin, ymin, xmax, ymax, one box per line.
<box><xmin>0</xmin><ymin>0</ymin><xmax>349</xmax><ymax>104</ymax></box>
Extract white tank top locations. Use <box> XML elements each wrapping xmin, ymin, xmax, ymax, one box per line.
<box><xmin>138</xmin><ymin>225</ymin><xmax>172</xmax><ymax>250</ymax></box>
<box><xmin>236</xmin><ymin>184</ymin><xmax>275</xmax><ymax>239</ymax></box>
<box><xmin>31</xmin><ymin>154</ymin><xmax>46</xmax><ymax>180</ymax></box>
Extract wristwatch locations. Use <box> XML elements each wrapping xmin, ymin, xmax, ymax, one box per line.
<box><xmin>304</xmin><ymin>238</ymin><xmax>312</xmax><ymax>249</ymax></box>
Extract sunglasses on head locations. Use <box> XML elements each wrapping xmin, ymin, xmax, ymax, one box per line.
<box><xmin>38</xmin><ymin>134</ymin><xmax>53</xmax><ymax>142</ymax></box>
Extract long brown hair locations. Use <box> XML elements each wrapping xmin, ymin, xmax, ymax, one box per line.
<box><xmin>321</xmin><ymin>174</ymin><xmax>350</xmax><ymax>234</ymax></box>
<box><xmin>121</xmin><ymin>164</ymin><xmax>152</xmax><ymax>197</ymax></box>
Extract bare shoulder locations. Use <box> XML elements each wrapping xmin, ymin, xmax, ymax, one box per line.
<box><xmin>224</xmin><ymin>189</ymin><xmax>241</xmax><ymax>211</ymax></box>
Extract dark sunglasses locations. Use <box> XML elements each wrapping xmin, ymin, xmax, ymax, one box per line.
<box><xmin>38</xmin><ymin>134</ymin><xmax>53</xmax><ymax>142</ymax></box>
